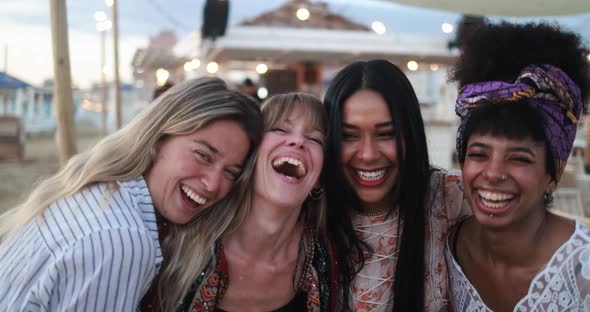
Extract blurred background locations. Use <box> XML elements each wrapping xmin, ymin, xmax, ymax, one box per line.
<box><xmin>1</xmin><ymin>0</ymin><xmax>590</xmax><ymax>220</ymax></box>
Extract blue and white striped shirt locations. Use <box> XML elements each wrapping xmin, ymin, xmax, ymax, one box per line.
<box><xmin>0</xmin><ymin>177</ymin><xmax>162</xmax><ymax>311</ymax></box>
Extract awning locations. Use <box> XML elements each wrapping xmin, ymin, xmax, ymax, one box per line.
<box><xmin>0</xmin><ymin>72</ymin><xmax>32</xmax><ymax>89</ymax></box>
<box><xmin>381</xmin><ymin>0</ymin><xmax>590</xmax><ymax>17</ymax></box>
<box><xmin>178</xmin><ymin>26</ymin><xmax>457</xmax><ymax>66</ymax></box>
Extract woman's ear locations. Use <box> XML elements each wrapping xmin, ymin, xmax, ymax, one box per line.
<box><xmin>545</xmin><ymin>178</ymin><xmax>557</xmax><ymax>195</ymax></box>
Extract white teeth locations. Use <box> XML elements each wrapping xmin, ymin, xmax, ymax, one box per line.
<box><xmin>272</xmin><ymin>156</ymin><xmax>307</xmax><ymax>176</ymax></box>
<box><xmin>181</xmin><ymin>185</ymin><xmax>207</xmax><ymax>205</ymax></box>
<box><xmin>480</xmin><ymin>198</ymin><xmax>506</xmax><ymax>209</ymax></box>
<box><xmin>478</xmin><ymin>190</ymin><xmax>514</xmax><ymax>201</ymax></box>
<box><xmin>477</xmin><ymin>190</ymin><xmax>514</xmax><ymax>209</ymax></box>
<box><xmin>355</xmin><ymin>169</ymin><xmax>386</xmax><ymax>181</ymax></box>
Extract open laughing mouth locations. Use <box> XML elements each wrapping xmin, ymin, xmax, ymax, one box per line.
<box><xmin>477</xmin><ymin>189</ymin><xmax>515</xmax><ymax>211</ymax></box>
<box><xmin>180</xmin><ymin>184</ymin><xmax>208</xmax><ymax>210</ymax></box>
<box><xmin>272</xmin><ymin>156</ymin><xmax>307</xmax><ymax>180</ymax></box>
<box><xmin>353</xmin><ymin>168</ymin><xmax>387</xmax><ymax>186</ymax></box>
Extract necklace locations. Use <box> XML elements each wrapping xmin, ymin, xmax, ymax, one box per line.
<box><xmin>354</xmin><ymin>208</ymin><xmax>389</xmax><ymax>218</ymax></box>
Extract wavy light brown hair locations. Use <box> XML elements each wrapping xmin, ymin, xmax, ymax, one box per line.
<box><xmin>0</xmin><ymin>77</ymin><xmax>263</xmax><ymax>311</ymax></box>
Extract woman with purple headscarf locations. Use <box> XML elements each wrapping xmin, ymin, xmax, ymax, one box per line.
<box><xmin>446</xmin><ymin>22</ymin><xmax>590</xmax><ymax>311</ymax></box>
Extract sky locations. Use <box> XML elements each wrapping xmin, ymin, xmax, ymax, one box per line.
<box><xmin>1</xmin><ymin>0</ymin><xmax>589</xmax><ymax>88</ymax></box>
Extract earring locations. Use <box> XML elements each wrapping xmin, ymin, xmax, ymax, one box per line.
<box><xmin>544</xmin><ymin>192</ymin><xmax>554</xmax><ymax>202</ymax></box>
<box><xmin>309</xmin><ymin>186</ymin><xmax>324</xmax><ymax>200</ymax></box>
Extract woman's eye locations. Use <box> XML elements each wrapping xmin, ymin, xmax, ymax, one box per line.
<box><xmin>194</xmin><ymin>151</ymin><xmax>211</xmax><ymax>162</ymax></box>
<box><xmin>224</xmin><ymin>169</ymin><xmax>240</xmax><ymax>180</ymax></box>
<box><xmin>511</xmin><ymin>157</ymin><xmax>533</xmax><ymax>164</ymax></box>
<box><xmin>466</xmin><ymin>152</ymin><xmax>486</xmax><ymax>159</ymax></box>
<box><xmin>308</xmin><ymin>137</ymin><xmax>324</xmax><ymax>145</ymax></box>
<box><xmin>377</xmin><ymin>131</ymin><xmax>396</xmax><ymax>139</ymax></box>
<box><xmin>342</xmin><ymin>132</ymin><xmax>357</xmax><ymax>140</ymax></box>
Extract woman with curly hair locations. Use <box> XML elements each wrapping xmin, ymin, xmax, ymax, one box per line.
<box><xmin>446</xmin><ymin>22</ymin><xmax>590</xmax><ymax>311</ymax></box>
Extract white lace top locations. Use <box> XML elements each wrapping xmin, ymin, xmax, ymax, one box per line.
<box><xmin>445</xmin><ymin>221</ymin><xmax>590</xmax><ymax>312</ymax></box>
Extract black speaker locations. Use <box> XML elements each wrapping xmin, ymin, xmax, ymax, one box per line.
<box><xmin>202</xmin><ymin>0</ymin><xmax>229</xmax><ymax>40</ymax></box>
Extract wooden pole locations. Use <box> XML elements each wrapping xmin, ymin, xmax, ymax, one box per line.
<box><xmin>100</xmin><ymin>30</ymin><xmax>108</xmax><ymax>136</ymax></box>
<box><xmin>112</xmin><ymin>0</ymin><xmax>122</xmax><ymax>129</ymax></box>
<box><xmin>49</xmin><ymin>0</ymin><xmax>77</xmax><ymax>166</ymax></box>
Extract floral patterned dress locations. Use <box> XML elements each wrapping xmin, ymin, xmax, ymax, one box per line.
<box><xmin>351</xmin><ymin>169</ymin><xmax>470</xmax><ymax>312</ymax></box>
<box><xmin>445</xmin><ymin>221</ymin><xmax>590</xmax><ymax>312</ymax></box>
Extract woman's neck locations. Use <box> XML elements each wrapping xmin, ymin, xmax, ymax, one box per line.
<box><xmin>226</xmin><ymin>197</ymin><xmax>303</xmax><ymax>260</ymax></box>
<box><xmin>359</xmin><ymin>191</ymin><xmax>396</xmax><ymax>215</ymax></box>
<box><xmin>471</xmin><ymin>210</ymin><xmax>549</xmax><ymax>267</ymax></box>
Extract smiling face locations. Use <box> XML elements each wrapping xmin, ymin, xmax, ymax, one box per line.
<box><xmin>254</xmin><ymin>104</ymin><xmax>325</xmax><ymax>209</ymax></box>
<box><xmin>340</xmin><ymin>89</ymin><xmax>400</xmax><ymax>213</ymax></box>
<box><xmin>145</xmin><ymin>120</ymin><xmax>250</xmax><ymax>224</ymax></box>
<box><xmin>462</xmin><ymin>133</ymin><xmax>556</xmax><ymax>227</ymax></box>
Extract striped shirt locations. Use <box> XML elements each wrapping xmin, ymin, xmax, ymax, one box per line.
<box><xmin>0</xmin><ymin>177</ymin><xmax>162</xmax><ymax>311</ymax></box>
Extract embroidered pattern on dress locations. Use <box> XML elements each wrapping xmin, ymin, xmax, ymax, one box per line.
<box><xmin>446</xmin><ymin>222</ymin><xmax>590</xmax><ymax>312</ymax></box>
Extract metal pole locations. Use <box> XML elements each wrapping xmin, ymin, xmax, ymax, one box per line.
<box><xmin>112</xmin><ymin>0</ymin><xmax>122</xmax><ymax>129</ymax></box>
<box><xmin>3</xmin><ymin>45</ymin><xmax>7</xmax><ymax>73</ymax></box>
<box><xmin>584</xmin><ymin>118</ymin><xmax>590</xmax><ymax>170</ymax></box>
<box><xmin>49</xmin><ymin>0</ymin><xmax>77</xmax><ymax>166</ymax></box>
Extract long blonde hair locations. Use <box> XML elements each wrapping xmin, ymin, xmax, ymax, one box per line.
<box><xmin>0</xmin><ymin>77</ymin><xmax>263</xmax><ymax>307</ymax></box>
<box><xmin>158</xmin><ymin>92</ymin><xmax>329</xmax><ymax>311</ymax></box>
<box><xmin>158</xmin><ymin>155</ymin><xmax>256</xmax><ymax>311</ymax></box>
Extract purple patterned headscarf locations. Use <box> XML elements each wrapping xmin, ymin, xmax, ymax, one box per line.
<box><xmin>455</xmin><ymin>64</ymin><xmax>583</xmax><ymax>182</ymax></box>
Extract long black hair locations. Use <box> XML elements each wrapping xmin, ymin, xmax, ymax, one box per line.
<box><xmin>323</xmin><ymin>60</ymin><xmax>431</xmax><ymax>311</ymax></box>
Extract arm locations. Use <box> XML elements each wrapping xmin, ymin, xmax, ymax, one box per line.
<box><xmin>38</xmin><ymin>228</ymin><xmax>158</xmax><ymax>312</ymax></box>
<box><xmin>442</xmin><ymin>170</ymin><xmax>472</xmax><ymax>226</ymax></box>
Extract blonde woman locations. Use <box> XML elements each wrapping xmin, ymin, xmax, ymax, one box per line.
<box><xmin>172</xmin><ymin>93</ymin><xmax>337</xmax><ymax>312</ymax></box>
<box><xmin>0</xmin><ymin>77</ymin><xmax>263</xmax><ymax>311</ymax></box>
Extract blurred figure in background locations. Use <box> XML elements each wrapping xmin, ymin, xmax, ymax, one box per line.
<box><xmin>239</xmin><ymin>78</ymin><xmax>262</xmax><ymax>102</ymax></box>
<box><xmin>153</xmin><ymin>81</ymin><xmax>175</xmax><ymax>100</ymax></box>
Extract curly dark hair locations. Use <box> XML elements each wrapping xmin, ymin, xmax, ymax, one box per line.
<box><xmin>449</xmin><ymin>22</ymin><xmax>590</xmax><ymax>110</ymax></box>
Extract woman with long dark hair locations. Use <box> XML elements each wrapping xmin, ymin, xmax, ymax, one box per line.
<box><xmin>324</xmin><ymin>60</ymin><xmax>469</xmax><ymax>311</ymax></box>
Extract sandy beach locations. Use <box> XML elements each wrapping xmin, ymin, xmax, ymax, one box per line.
<box><xmin>0</xmin><ymin>123</ymin><xmax>102</xmax><ymax>214</ymax></box>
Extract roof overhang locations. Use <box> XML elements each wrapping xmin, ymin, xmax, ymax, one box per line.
<box><xmin>176</xmin><ymin>26</ymin><xmax>457</xmax><ymax>66</ymax></box>
<box><xmin>381</xmin><ymin>0</ymin><xmax>590</xmax><ymax>16</ymax></box>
